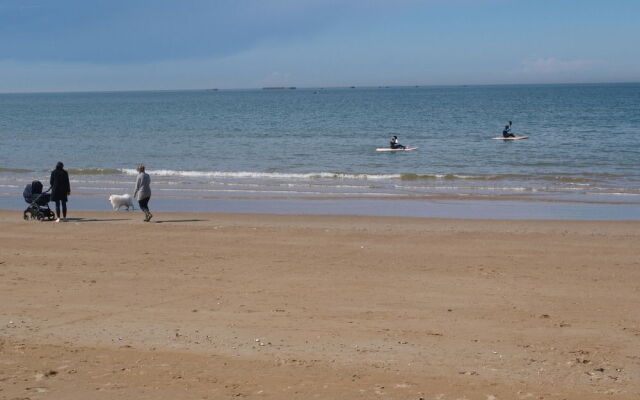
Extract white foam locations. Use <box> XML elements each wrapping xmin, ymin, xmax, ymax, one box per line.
<box><xmin>121</xmin><ymin>168</ymin><xmax>401</xmax><ymax>181</ymax></box>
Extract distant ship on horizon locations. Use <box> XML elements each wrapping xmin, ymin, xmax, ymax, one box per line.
<box><xmin>262</xmin><ymin>87</ymin><xmax>296</xmax><ymax>90</ymax></box>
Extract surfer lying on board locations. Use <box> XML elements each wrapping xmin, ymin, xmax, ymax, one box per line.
<box><xmin>390</xmin><ymin>135</ymin><xmax>406</xmax><ymax>149</ymax></box>
<box><xmin>502</xmin><ymin>121</ymin><xmax>515</xmax><ymax>138</ymax></box>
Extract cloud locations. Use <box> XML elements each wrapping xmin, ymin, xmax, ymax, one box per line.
<box><xmin>520</xmin><ymin>57</ymin><xmax>602</xmax><ymax>74</ymax></box>
<box><xmin>510</xmin><ymin>57</ymin><xmax>640</xmax><ymax>84</ymax></box>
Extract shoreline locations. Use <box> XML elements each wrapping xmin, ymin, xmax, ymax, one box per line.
<box><xmin>4</xmin><ymin>210</ymin><xmax>640</xmax><ymax>237</ymax></box>
<box><xmin>6</xmin><ymin>208</ymin><xmax>640</xmax><ymax>231</ymax></box>
<box><xmin>2</xmin><ymin>210</ymin><xmax>639</xmax><ymax>399</ymax></box>
<box><xmin>3</xmin><ymin>191</ymin><xmax>639</xmax><ymax>220</ymax></box>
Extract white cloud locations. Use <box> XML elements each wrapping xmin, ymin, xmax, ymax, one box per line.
<box><xmin>521</xmin><ymin>57</ymin><xmax>602</xmax><ymax>74</ymax></box>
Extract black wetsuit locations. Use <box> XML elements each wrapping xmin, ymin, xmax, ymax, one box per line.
<box><xmin>390</xmin><ymin>138</ymin><xmax>405</xmax><ymax>149</ymax></box>
<box><xmin>502</xmin><ymin>128</ymin><xmax>515</xmax><ymax>138</ymax></box>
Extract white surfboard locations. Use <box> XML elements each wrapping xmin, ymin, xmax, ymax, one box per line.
<box><xmin>492</xmin><ymin>136</ymin><xmax>528</xmax><ymax>141</ymax></box>
<box><xmin>376</xmin><ymin>147</ymin><xmax>419</xmax><ymax>152</ymax></box>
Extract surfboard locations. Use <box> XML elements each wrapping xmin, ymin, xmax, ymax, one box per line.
<box><xmin>376</xmin><ymin>147</ymin><xmax>419</xmax><ymax>152</ymax></box>
<box><xmin>492</xmin><ymin>136</ymin><xmax>528</xmax><ymax>141</ymax></box>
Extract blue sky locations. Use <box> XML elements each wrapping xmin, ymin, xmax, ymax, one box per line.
<box><xmin>0</xmin><ymin>0</ymin><xmax>638</xmax><ymax>92</ymax></box>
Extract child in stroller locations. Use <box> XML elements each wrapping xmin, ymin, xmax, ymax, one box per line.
<box><xmin>23</xmin><ymin>180</ymin><xmax>56</xmax><ymax>221</ymax></box>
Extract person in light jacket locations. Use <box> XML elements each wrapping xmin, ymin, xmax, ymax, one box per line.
<box><xmin>50</xmin><ymin>161</ymin><xmax>71</xmax><ymax>222</ymax></box>
<box><xmin>133</xmin><ymin>164</ymin><xmax>152</xmax><ymax>222</ymax></box>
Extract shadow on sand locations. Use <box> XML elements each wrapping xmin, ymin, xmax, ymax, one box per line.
<box><xmin>153</xmin><ymin>219</ymin><xmax>207</xmax><ymax>223</ymax></box>
<box><xmin>63</xmin><ymin>218</ymin><xmax>131</xmax><ymax>223</ymax></box>
<box><xmin>35</xmin><ymin>217</ymin><xmax>208</xmax><ymax>224</ymax></box>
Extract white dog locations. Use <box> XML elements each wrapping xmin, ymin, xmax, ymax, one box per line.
<box><xmin>108</xmin><ymin>194</ymin><xmax>134</xmax><ymax>211</ymax></box>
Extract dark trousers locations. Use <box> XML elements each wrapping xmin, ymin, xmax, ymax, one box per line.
<box><xmin>54</xmin><ymin>199</ymin><xmax>67</xmax><ymax>218</ymax></box>
<box><xmin>138</xmin><ymin>197</ymin><xmax>150</xmax><ymax>214</ymax></box>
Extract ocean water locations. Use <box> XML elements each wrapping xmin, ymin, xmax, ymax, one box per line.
<box><xmin>1</xmin><ymin>83</ymin><xmax>639</xmax><ymax>218</ymax></box>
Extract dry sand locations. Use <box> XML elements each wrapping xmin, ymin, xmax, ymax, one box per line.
<box><xmin>1</xmin><ymin>210</ymin><xmax>639</xmax><ymax>399</ymax></box>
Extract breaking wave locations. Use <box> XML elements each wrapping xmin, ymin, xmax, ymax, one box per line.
<box><xmin>0</xmin><ymin>168</ymin><xmax>33</xmax><ymax>173</ymax></box>
<box><xmin>122</xmin><ymin>169</ymin><xmax>403</xmax><ymax>181</ymax></box>
<box><xmin>0</xmin><ymin>167</ymin><xmax>626</xmax><ymax>186</ymax></box>
<box><xmin>67</xmin><ymin>168</ymin><xmax>124</xmax><ymax>175</ymax></box>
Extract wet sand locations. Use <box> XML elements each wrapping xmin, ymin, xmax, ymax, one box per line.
<box><xmin>1</xmin><ymin>210</ymin><xmax>639</xmax><ymax>399</ymax></box>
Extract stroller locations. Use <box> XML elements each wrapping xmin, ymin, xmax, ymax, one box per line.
<box><xmin>23</xmin><ymin>180</ymin><xmax>56</xmax><ymax>221</ymax></box>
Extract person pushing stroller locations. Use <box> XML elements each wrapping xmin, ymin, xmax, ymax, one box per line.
<box><xmin>50</xmin><ymin>161</ymin><xmax>71</xmax><ymax>222</ymax></box>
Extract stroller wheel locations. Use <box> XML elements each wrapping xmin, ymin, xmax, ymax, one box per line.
<box><xmin>23</xmin><ymin>210</ymin><xmax>30</xmax><ymax>220</ymax></box>
<box><xmin>48</xmin><ymin>212</ymin><xmax>56</xmax><ymax>221</ymax></box>
<box><xmin>36</xmin><ymin>211</ymin><xmax>45</xmax><ymax>221</ymax></box>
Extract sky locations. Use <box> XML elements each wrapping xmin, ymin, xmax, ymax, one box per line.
<box><xmin>0</xmin><ymin>0</ymin><xmax>639</xmax><ymax>92</ymax></box>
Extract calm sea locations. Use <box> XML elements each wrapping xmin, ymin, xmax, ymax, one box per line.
<box><xmin>1</xmin><ymin>83</ymin><xmax>639</xmax><ymax>217</ymax></box>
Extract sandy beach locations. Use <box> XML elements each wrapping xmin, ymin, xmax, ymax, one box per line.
<box><xmin>1</xmin><ymin>209</ymin><xmax>639</xmax><ymax>399</ymax></box>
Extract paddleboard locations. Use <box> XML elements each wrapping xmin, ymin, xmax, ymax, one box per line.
<box><xmin>376</xmin><ymin>147</ymin><xmax>419</xmax><ymax>152</ymax></box>
<box><xmin>492</xmin><ymin>136</ymin><xmax>528</xmax><ymax>141</ymax></box>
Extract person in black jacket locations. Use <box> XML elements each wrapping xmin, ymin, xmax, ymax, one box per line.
<box><xmin>50</xmin><ymin>161</ymin><xmax>71</xmax><ymax>222</ymax></box>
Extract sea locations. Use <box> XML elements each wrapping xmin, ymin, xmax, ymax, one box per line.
<box><xmin>1</xmin><ymin>83</ymin><xmax>639</xmax><ymax>219</ymax></box>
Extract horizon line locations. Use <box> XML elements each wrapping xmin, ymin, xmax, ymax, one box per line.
<box><xmin>1</xmin><ymin>80</ymin><xmax>638</xmax><ymax>95</ymax></box>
